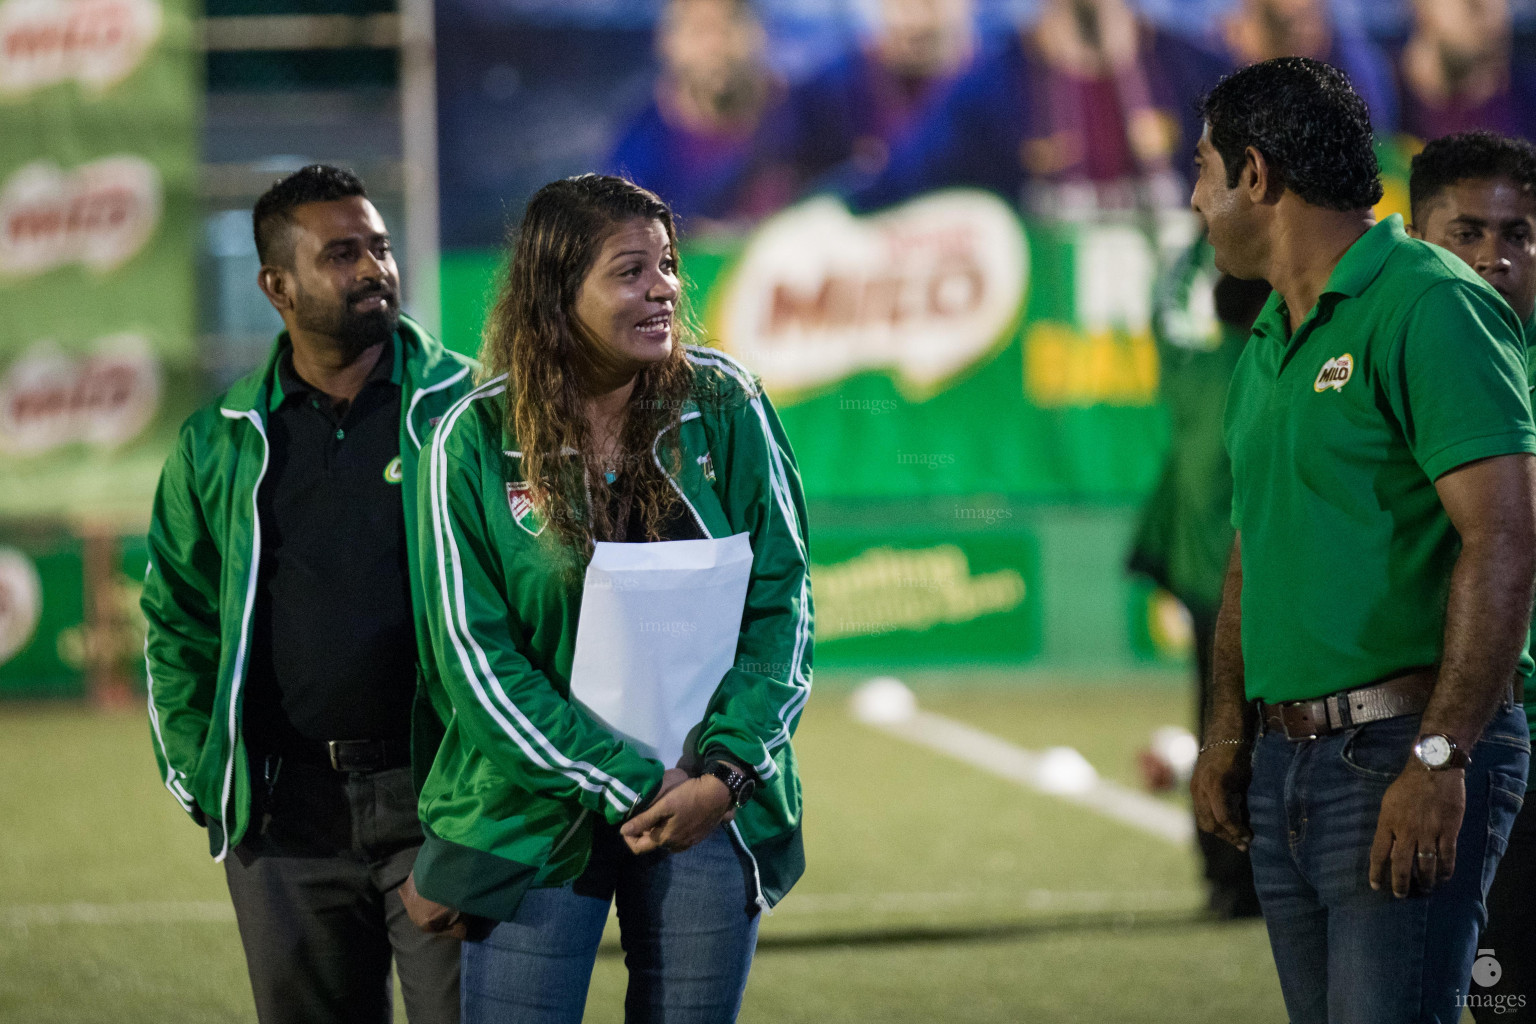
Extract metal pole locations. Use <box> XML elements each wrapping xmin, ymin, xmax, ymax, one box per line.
<box><xmin>400</xmin><ymin>0</ymin><xmax>441</xmax><ymax>337</ymax></box>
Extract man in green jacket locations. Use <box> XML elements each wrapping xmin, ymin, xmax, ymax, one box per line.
<box><xmin>142</xmin><ymin>165</ymin><xmax>474</xmax><ymax>1024</ymax></box>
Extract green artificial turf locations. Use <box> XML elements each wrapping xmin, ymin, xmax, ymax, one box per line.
<box><xmin>0</xmin><ymin>678</ymin><xmax>1290</xmax><ymax>1023</ymax></box>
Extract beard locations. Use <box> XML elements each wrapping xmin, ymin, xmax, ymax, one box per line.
<box><xmin>292</xmin><ymin>279</ymin><xmax>401</xmax><ymax>360</ymax></box>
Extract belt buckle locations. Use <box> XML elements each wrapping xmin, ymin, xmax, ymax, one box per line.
<box><xmin>327</xmin><ymin>740</ymin><xmax>375</xmax><ymax>772</ymax></box>
<box><xmin>327</xmin><ymin>739</ymin><xmax>390</xmax><ymax>772</ymax></box>
<box><xmin>1281</xmin><ymin>702</ymin><xmax>1320</xmax><ymax>741</ymax></box>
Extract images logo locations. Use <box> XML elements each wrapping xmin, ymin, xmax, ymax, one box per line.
<box><xmin>1457</xmin><ymin>948</ymin><xmax>1527</xmax><ymax>1015</ymax></box>
<box><xmin>1314</xmin><ymin>354</ymin><xmax>1354</xmax><ymax>393</ymax></box>
<box><xmin>1473</xmin><ymin>949</ymin><xmax>1503</xmax><ymax>989</ymax></box>
<box><xmin>0</xmin><ymin>0</ymin><xmax>163</xmax><ymax>96</ymax></box>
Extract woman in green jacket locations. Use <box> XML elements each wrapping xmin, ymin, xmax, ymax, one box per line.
<box><xmin>405</xmin><ymin>174</ymin><xmax>812</xmax><ymax>1023</ymax></box>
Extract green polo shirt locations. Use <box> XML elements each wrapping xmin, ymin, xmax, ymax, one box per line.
<box><xmin>1226</xmin><ymin>215</ymin><xmax>1536</xmax><ymax>705</ymax></box>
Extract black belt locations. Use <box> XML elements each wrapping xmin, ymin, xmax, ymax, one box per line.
<box><xmin>1258</xmin><ymin>670</ymin><xmax>1521</xmax><ymax>742</ymax></box>
<box><xmin>277</xmin><ymin>738</ymin><xmax>412</xmax><ymax>773</ymax></box>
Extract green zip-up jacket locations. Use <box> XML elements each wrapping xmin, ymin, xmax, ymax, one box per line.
<box><xmin>412</xmin><ymin>346</ymin><xmax>812</xmax><ymax>920</ymax></box>
<box><xmin>142</xmin><ymin>317</ymin><xmax>476</xmax><ymax>861</ymax></box>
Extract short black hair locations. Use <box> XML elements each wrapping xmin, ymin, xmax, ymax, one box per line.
<box><xmin>1409</xmin><ymin>131</ymin><xmax>1536</xmax><ymax>226</ymax></box>
<box><xmin>1198</xmin><ymin>56</ymin><xmax>1383</xmax><ymax>212</ymax></box>
<box><xmin>252</xmin><ymin>164</ymin><xmax>368</xmax><ymax>268</ymax></box>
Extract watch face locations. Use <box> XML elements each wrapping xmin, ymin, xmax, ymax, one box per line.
<box><xmin>736</xmin><ymin>777</ymin><xmax>756</xmax><ymax>807</ymax></box>
<box><xmin>1417</xmin><ymin>735</ymin><xmax>1452</xmax><ymax>767</ymax></box>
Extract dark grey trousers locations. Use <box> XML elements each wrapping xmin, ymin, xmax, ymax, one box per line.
<box><xmin>224</xmin><ymin>759</ymin><xmax>460</xmax><ymax>1024</ymax></box>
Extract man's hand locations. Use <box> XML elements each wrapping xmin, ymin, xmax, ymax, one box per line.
<box><xmin>1368</xmin><ymin>764</ymin><xmax>1465</xmax><ymax>897</ymax></box>
<box><xmin>653</xmin><ymin>766</ymin><xmax>689</xmax><ymax>801</ymax></box>
<box><xmin>1191</xmin><ymin>740</ymin><xmax>1254</xmax><ymax>851</ymax></box>
<box><xmin>621</xmin><ymin>775</ymin><xmax>734</xmax><ymax>855</ymax></box>
<box><xmin>399</xmin><ymin>871</ymin><xmax>468</xmax><ymax>940</ymax></box>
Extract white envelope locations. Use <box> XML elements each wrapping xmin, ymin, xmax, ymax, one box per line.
<box><xmin>568</xmin><ymin>532</ymin><xmax>754</xmax><ymax>767</ymax></box>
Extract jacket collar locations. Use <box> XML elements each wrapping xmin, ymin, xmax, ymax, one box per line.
<box><xmin>220</xmin><ymin>315</ymin><xmax>465</xmax><ymax>416</ymax></box>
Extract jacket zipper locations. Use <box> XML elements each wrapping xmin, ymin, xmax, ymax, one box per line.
<box><xmin>652</xmin><ymin>413</ymin><xmax>710</xmax><ymax>538</ymax></box>
<box><xmin>216</xmin><ymin>407</ymin><xmax>271</xmax><ymax>862</ymax></box>
<box><xmin>728</xmin><ymin>821</ymin><xmax>770</xmax><ymax>913</ymax></box>
<box><xmin>548</xmin><ymin>808</ymin><xmax>589</xmax><ymax>859</ymax></box>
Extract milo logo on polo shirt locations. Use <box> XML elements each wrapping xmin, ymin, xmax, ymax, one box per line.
<box><xmin>1314</xmin><ymin>354</ymin><xmax>1354</xmax><ymax>392</ymax></box>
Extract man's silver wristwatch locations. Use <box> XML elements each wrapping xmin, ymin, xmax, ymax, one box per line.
<box><xmin>1414</xmin><ymin>733</ymin><xmax>1469</xmax><ymax>771</ymax></box>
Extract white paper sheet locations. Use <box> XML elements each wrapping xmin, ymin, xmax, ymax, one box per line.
<box><xmin>568</xmin><ymin>532</ymin><xmax>753</xmax><ymax>767</ymax></box>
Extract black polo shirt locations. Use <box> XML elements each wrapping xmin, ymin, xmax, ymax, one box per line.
<box><xmin>243</xmin><ymin>340</ymin><xmax>417</xmax><ymax>753</ymax></box>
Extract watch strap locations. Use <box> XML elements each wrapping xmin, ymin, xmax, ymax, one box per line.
<box><xmin>702</xmin><ymin>758</ymin><xmax>754</xmax><ymax>808</ymax></box>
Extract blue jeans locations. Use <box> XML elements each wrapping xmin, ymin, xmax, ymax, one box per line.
<box><xmin>461</xmin><ymin>824</ymin><xmax>760</xmax><ymax>1024</ymax></box>
<box><xmin>1248</xmin><ymin>703</ymin><xmax>1529</xmax><ymax>1024</ymax></box>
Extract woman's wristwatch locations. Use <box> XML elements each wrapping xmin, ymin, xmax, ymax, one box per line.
<box><xmin>701</xmin><ymin>757</ymin><xmax>757</xmax><ymax>808</ymax></box>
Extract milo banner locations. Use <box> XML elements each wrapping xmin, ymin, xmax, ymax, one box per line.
<box><xmin>0</xmin><ymin>0</ymin><xmax>199</xmax><ymax>697</ymax></box>
<box><xmin>0</xmin><ymin>0</ymin><xmax>199</xmax><ymax>522</ymax></box>
<box><xmin>431</xmin><ymin>1</ymin><xmax>1426</xmax><ymax>671</ymax></box>
<box><xmin>692</xmin><ymin>193</ymin><xmax>1186</xmax><ymax>501</ymax></box>
<box><xmin>457</xmin><ymin>191</ymin><xmax>1191</xmax><ymax>500</ymax></box>
<box><xmin>443</xmin><ymin>190</ymin><xmax>1200</xmax><ymax>668</ymax></box>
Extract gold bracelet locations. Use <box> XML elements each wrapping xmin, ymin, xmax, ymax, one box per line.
<box><xmin>1199</xmin><ymin>737</ymin><xmax>1249</xmax><ymax>754</ymax></box>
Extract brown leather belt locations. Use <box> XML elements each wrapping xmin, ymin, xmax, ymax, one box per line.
<box><xmin>1259</xmin><ymin>669</ymin><xmax>1438</xmax><ymax>741</ymax></box>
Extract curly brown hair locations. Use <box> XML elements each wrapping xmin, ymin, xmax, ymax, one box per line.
<box><xmin>480</xmin><ymin>174</ymin><xmax>695</xmax><ymax>558</ymax></box>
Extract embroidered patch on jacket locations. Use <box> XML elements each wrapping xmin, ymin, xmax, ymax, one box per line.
<box><xmin>383</xmin><ymin>456</ymin><xmax>403</xmax><ymax>484</ymax></box>
<box><xmin>697</xmin><ymin>452</ymin><xmax>717</xmax><ymax>484</ymax></box>
<box><xmin>506</xmin><ymin>482</ymin><xmax>545</xmax><ymax>536</ymax></box>
<box><xmin>1314</xmin><ymin>354</ymin><xmax>1354</xmax><ymax>393</ymax></box>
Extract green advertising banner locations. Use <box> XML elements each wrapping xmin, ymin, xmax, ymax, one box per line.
<box><xmin>0</xmin><ymin>522</ymin><xmax>149</xmax><ymax>699</ymax></box>
<box><xmin>0</xmin><ymin>0</ymin><xmax>198</xmax><ymax>696</ymax></box>
<box><xmin>446</xmin><ymin>190</ymin><xmax>1191</xmax><ymax>504</ymax></box>
<box><xmin>441</xmin><ymin>192</ymin><xmax>1204</xmax><ymax>669</ymax></box>
<box><xmin>0</xmin><ymin>0</ymin><xmax>200</xmax><ymax>524</ymax></box>
<box><xmin>435</xmin><ymin>159</ymin><xmax>1414</xmax><ymax>673</ymax></box>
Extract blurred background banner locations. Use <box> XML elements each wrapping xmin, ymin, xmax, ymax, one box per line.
<box><xmin>0</xmin><ymin>0</ymin><xmax>196</xmax><ymax>700</ymax></box>
<box><xmin>5</xmin><ymin>0</ymin><xmax>1536</xmax><ymax>700</ymax></box>
<box><xmin>0</xmin><ymin>0</ymin><xmax>200</xmax><ymax>522</ymax></box>
<box><xmin>432</xmin><ymin>0</ymin><xmax>1313</xmax><ymax>670</ymax></box>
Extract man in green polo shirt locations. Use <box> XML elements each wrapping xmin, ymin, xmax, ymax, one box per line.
<box><xmin>1187</xmin><ymin>58</ymin><xmax>1536</xmax><ymax>1024</ymax></box>
<box><xmin>1128</xmin><ymin>234</ymin><xmax>1270</xmax><ymax>920</ymax></box>
<box><xmin>1408</xmin><ymin>130</ymin><xmax>1536</xmax><ymax>1023</ymax></box>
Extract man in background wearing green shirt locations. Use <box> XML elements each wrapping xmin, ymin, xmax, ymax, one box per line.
<box><xmin>1188</xmin><ymin>58</ymin><xmax>1536</xmax><ymax>1023</ymax></box>
<box><xmin>1409</xmin><ymin>130</ymin><xmax>1536</xmax><ymax>1022</ymax></box>
<box><xmin>1129</xmin><ymin>235</ymin><xmax>1270</xmax><ymax>920</ymax></box>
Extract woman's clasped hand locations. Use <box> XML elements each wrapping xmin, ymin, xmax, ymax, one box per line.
<box><xmin>621</xmin><ymin>766</ymin><xmax>738</xmax><ymax>854</ymax></box>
